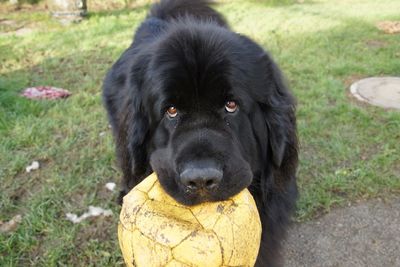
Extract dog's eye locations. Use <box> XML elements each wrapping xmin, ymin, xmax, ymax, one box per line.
<box><xmin>166</xmin><ymin>106</ymin><xmax>178</xmax><ymax>118</ymax></box>
<box><xmin>225</xmin><ymin>101</ymin><xmax>238</xmax><ymax>113</ymax></box>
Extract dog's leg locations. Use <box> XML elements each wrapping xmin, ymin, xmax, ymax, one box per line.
<box><xmin>252</xmin><ymin>178</ymin><xmax>298</xmax><ymax>267</ymax></box>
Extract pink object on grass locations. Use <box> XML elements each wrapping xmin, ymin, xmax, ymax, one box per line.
<box><xmin>21</xmin><ymin>86</ymin><xmax>71</xmax><ymax>100</ymax></box>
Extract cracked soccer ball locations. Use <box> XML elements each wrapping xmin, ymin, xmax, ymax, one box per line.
<box><xmin>118</xmin><ymin>173</ymin><xmax>262</xmax><ymax>267</ymax></box>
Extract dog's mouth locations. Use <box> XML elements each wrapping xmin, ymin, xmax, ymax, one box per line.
<box><xmin>157</xmin><ymin>173</ymin><xmax>228</xmax><ymax>206</ymax></box>
<box><xmin>161</xmin><ymin>171</ymin><xmax>252</xmax><ymax>206</ymax></box>
<box><xmin>150</xmin><ymin>147</ymin><xmax>253</xmax><ymax>206</ymax></box>
<box><xmin>181</xmin><ymin>184</ymin><xmax>221</xmax><ymax>203</ymax></box>
<box><xmin>178</xmin><ymin>188</ymin><xmax>224</xmax><ymax>206</ymax></box>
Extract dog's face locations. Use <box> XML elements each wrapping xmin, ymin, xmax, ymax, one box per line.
<box><xmin>142</xmin><ymin>27</ymin><xmax>267</xmax><ymax>205</ymax></box>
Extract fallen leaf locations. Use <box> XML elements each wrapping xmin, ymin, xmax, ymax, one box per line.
<box><xmin>0</xmin><ymin>215</ymin><xmax>22</xmax><ymax>233</ymax></box>
<box><xmin>377</xmin><ymin>21</ymin><xmax>400</xmax><ymax>34</ymax></box>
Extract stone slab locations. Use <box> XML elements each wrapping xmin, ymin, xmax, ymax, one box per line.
<box><xmin>350</xmin><ymin>77</ymin><xmax>400</xmax><ymax>109</ymax></box>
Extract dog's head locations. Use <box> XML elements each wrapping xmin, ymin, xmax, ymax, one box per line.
<box><xmin>128</xmin><ymin>22</ymin><xmax>296</xmax><ymax>205</ymax></box>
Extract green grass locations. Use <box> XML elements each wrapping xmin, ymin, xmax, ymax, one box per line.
<box><xmin>1</xmin><ymin>0</ymin><xmax>399</xmax><ymax>265</ymax></box>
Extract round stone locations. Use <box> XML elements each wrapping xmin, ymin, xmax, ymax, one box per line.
<box><xmin>350</xmin><ymin>77</ymin><xmax>400</xmax><ymax>109</ymax></box>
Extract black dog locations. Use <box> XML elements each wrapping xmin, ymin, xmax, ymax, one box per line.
<box><xmin>103</xmin><ymin>0</ymin><xmax>298</xmax><ymax>266</ymax></box>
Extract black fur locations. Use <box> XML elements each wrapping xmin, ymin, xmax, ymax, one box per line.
<box><xmin>103</xmin><ymin>1</ymin><xmax>298</xmax><ymax>266</ymax></box>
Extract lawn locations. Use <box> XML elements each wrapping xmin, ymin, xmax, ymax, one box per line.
<box><xmin>1</xmin><ymin>0</ymin><xmax>399</xmax><ymax>265</ymax></box>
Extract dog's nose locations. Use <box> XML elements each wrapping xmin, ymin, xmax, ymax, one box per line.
<box><xmin>180</xmin><ymin>167</ymin><xmax>222</xmax><ymax>191</ymax></box>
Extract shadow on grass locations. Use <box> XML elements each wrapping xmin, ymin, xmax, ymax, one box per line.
<box><xmin>2</xmin><ymin>15</ymin><xmax>399</xmax><ymax>160</ymax></box>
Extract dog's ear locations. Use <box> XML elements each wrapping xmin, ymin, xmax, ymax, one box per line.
<box><xmin>115</xmin><ymin>79</ymin><xmax>151</xmax><ymax>191</ymax></box>
<box><xmin>238</xmin><ymin>37</ymin><xmax>299</xmax><ymax>266</ymax></box>
<box><xmin>255</xmin><ymin>53</ymin><xmax>297</xmax><ymax>169</ymax></box>
<box><xmin>125</xmin><ymin>99</ymin><xmax>149</xmax><ymax>174</ymax></box>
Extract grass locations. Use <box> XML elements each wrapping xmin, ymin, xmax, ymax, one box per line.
<box><xmin>0</xmin><ymin>0</ymin><xmax>399</xmax><ymax>265</ymax></box>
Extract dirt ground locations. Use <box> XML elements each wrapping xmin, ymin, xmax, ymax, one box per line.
<box><xmin>284</xmin><ymin>197</ymin><xmax>400</xmax><ymax>267</ymax></box>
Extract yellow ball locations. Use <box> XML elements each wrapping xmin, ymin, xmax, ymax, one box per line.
<box><xmin>118</xmin><ymin>173</ymin><xmax>261</xmax><ymax>267</ymax></box>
